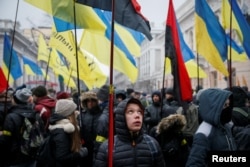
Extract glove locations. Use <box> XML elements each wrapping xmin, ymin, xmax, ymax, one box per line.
<box><xmin>79</xmin><ymin>147</ymin><xmax>88</xmax><ymax>157</ymax></box>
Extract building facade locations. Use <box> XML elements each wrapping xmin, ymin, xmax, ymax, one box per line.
<box><xmin>0</xmin><ymin>20</ymin><xmax>58</xmax><ymax>90</ymax></box>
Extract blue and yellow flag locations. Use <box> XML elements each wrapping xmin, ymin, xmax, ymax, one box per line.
<box><xmin>195</xmin><ymin>0</ymin><xmax>228</xmax><ymax>76</ymax></box>
<box><xmin>25</xmin><ymin>0</ymin><xmax>151</xmax><ymax>40</ymax></box>
<box><xmin>49</xmin><ymin>27</ymin><xmax>108</xmax><ymax>89</ymax></box>
<box><xmin>80</xmin><ymin>30</ymin><xmax>138</xmax><ymax>83</ymax></box>
<box><xmin>2</xmin><ymin>33</ymin><xmax>22</xmax><ymax>83</ymax></box>
<box><xmin>225</xmin><ymin>34</ymin><xmax>248</xmax><ymax>62</ymax></box>
<box><xmin>177</xmin><ymin>22</ymin><xmax>207</xmax><ymax>78</ymax></box>
<box><xmin>222</xmin><ymin>0</ymin><xmax>250</xmax><ymax>59</ymax></box>
<box><xmin>23</xmin><ymin>56</ymin><xmax>43</xmax><ymax>76</ymax></box>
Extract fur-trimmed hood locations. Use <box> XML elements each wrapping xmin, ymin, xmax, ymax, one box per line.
<box><xmin>81</xmin><ymin>91</ymin><xmax>98</xmax><ymax>105</ymax></box>
<box><xmin>49</xmin><ymin>119</ymin><xmax>75</xmax><ymax>133</ymax></box>
<box><xmin>156</xmin><ymin>114</ymin><xmax>186</xmax><ymax>134</ymax></box>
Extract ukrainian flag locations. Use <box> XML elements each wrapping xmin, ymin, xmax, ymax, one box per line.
<box><xmin>23</xmin><ymin>56</ymin><xmax>43</xmax><ymax>76</ymax></box>
<box><xmin>177</xmin><ymin>22</ymin><xmax>207</xmax><ymax>78</ymax></box>
<box><xmin>80</xmin><ymin>30</ymin><xmax>139</xmax><ymax>83</ymax></box>
<box><xmin>222</xmin><ymin>0</ymin><xmax>250</xmax><ymax>59</ymax></box>
<box><xmin>25</xmin><ymin>0</ymin><xmax>107</xmax><ymax>34</ymax></box>
<box><xmin>195</xmin><ymin>0</ymin><xmax>228</xmax><ymax>76</ymax></box>
<box><xmin>225</xmin><ymin>34</ymin><xmax>248</xmax><ymax>62</ymax></box>
<box><xmin>2</xmin><ymin>33</ymin><xmax>22</xmax><ymax>83</ymax></box>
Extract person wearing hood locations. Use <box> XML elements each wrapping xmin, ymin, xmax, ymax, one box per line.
<box><xmin>0</xmin><ymin>88</ymin><xmax>36</xmax><ymax>166</ymax></box>
<box><xmin>46</xmin><ymin>99</ymin><xmax>88</xmax><ymax>167</ymax></box>
<box><xmin>156</xmin><ymin>114</ymin><xmax>190</xmax><ymax>167</ymax></box>
<box><xmin>144</xmin><ymin>91</ymin><xmax>175</xmax><ymax>135</ymax></box>
<box><xmin>79</xmin><ymin>91</ymin><xmax>102</xmax><ymax>167</ymax></box>
<box><xmin>114</xmin><ymin>89</ymin><xmax>126</xmax><ymax>107</ymax></box>
<box><xmin>225</xmin><ymin>86</ymin><xmax>250</xmax><ymax>126</ymax></box>
<box><xmin>186</xmin><ymin>88</ymin><xmax>237</xmax><ymax>166</ymax></box>
<box><xmin>94</xmin><ymin>98</ymin><xmax>166</xmax><ymax>167</ymax></box>
<box><xmin>32</xmin><ymin>85</ymin><xmax>56</xmax><ymax>128</ymax></box>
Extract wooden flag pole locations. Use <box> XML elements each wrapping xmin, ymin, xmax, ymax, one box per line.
<box><xmin>73</xmin><ymin>1</ymin><xmax>83</xmax><ymax>127</ymax></box>
<box><xmin>4</xmin><ymin>0</ymin><xmax>20</xmax><ymax>114</ymax></box>
<box><xmin>228</xmin><ymin>0</ymin><xmax>233</xmax><ymax>90</ymax></box>
<box><xmin>108</xmin><ymin>0</ymin><xmax>116</xmax><ymax>166</ymax></box>
<box><xmin>44</xmin><ymin>48</ymin><xmax>52</xmax><ymax>86</ymax></box>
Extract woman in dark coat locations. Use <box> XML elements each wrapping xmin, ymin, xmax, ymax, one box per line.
<box><xmin>45</xmin><ymin>99</ymin><xmax>88</xmax><ymax>167</ymax></box>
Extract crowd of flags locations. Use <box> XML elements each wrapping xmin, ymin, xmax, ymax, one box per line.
<box><xmin>1</xmin><ymin>0</ymin><xmax>250</xmax><ymax>166</ymax></box>
<box><xmin>1</xmin><ymin>0</ymin><xmax>250</xmax><ymax>92</ymax></box>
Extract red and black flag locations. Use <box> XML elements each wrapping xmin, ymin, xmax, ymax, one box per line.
<box><xmin>165</xmin><ymin>0</ymin><xmax>193</xmax><ymax>102</ymax></box>
<box><xmin>76</xmin><ymin>0</ymin><xmax>152</xmax><ymax>40</ymax></box>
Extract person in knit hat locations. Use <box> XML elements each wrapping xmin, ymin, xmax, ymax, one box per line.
<box><xmin>126</xmin><ymin>88</ymin><xmax>135</xmax><ymax>99</ymax></box>
<box><xmin>12</xmin><ymin>88</ymin><xmax>32</xmax><ymax>105</ymax></box>
<box><xmin>32</xmin><ymin>85</ymin><xmax>56</xmax><ymax>127</ymax></box>
<box><xmin>0</xmin><ymin>87</ymin><xmax>37</xmax><ymax>166</ymax></box>
<box><xmin>79</xmin><ymin>91</ymin><xmax>102</xmax><ymax>167</ymax></box>
<box><xmin>56</xmin><ymin>91</ymin><xmax>71</xmax><ymax>100</ymax></box>
<box><xmin>45</xmin><ymin>99</ymin><xmax>88</xmax><ymax>167</ymax></box>
<box><xmin>96</xmin><ymin>85</ymin><xmax>109</xmax><ymax>104</ymax></box>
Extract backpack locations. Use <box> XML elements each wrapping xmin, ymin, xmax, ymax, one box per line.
<box><xmin>36</xmin><ymin>135</ymin><xmax>55</xmax><ymax>167</ymax></box>
<box><xmin>18</xmin><ymin>112</ymin><xmax>45</xmax><ymax>158</ymax></box>
<box><xmin>177</xmin><ymin>102</ymin><xmax>199</xmax><ymax>137</ymax></box>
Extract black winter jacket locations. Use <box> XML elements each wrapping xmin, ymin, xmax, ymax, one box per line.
<box><xmin>48</xmin><ymin>114</ymin><xmax>83</xmax><ymax>167</ymax></box>
<box><xmin>0</xmin><ymin>104</ymin><xmax>35</xmax><ymax>166</ymax></box>
<box><xmin>94</xmin><ymin>98</ymin><xmax>166</xmax><ymax>167</ymax></box>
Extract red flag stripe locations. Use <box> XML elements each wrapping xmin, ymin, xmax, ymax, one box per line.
<box><xmin>165</xmin><ymin>0</ymin><xmax>193</xmax><ymax>102</ymax></box>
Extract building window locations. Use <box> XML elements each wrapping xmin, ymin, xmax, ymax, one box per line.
<box><xmin>232</xmin><ymin>68</ymin><xmax>236</xmax><ymax>86</ymax></box>
<box><xmin>155</xmin><ymin>49</ymin><xmax>161</xmax><ymax>71</ymax></box>
<box><xmin>189</xmin><ymin>30</ymin><xmax>194</xmax><ymax>50</ymax></box>
<box><xmin>210</xmin><ymin>71</ymin><xmax>218</xmax><ymax>87</ymax></box>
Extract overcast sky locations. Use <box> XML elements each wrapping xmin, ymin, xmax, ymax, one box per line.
<box><xmin>0</xmin><ymin>0</ymin><xmax>187</xmax><ymax>29</ymax></box>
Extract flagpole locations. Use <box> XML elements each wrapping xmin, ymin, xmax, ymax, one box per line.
<box><xmin>5</xmin><ymin>0</ymin><xmax>20</xmax><ymax>89</ymax></box>
<box><xmin>160</xmin><ymin>56</ymin><xmax>167</xmax><ymax>118</ymax></box>
<box><xmin>44</xmin><ymin>48</ymin><xmax>52</xmax><ymax>86</ymax></box>
<box><xmin>73</xmin><ymin>1</ymin><xmax>82</xmax><ymax>127</ymax></box>
<box><xmin>66</xmin><ymin>68</ymin><xmax>73</xmax><ymax>91</ymax></box>
<box><xmin>228</xmin><ymin>0</ymin><xmax>233</xmax><ymax>89</ymax></box>
<box><xmin>4</xmin><ymin>0</ymin><xmax>20</xmax><ymax>114</ymax></box>
<box><xmin>196</xmin><ymin>52</ymin><xmax>200</xmax><ymax>88</ymax></box>
<box><xmin>108</xmin><ymin>0</ymin><xmax>116</xmax><ymax>166</ymax></box>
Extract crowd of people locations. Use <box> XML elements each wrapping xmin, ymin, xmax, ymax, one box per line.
<box><xmin>0</xmin><ymin>84</ymin><xmax>250</xmax><ymax>167</ymax></box>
